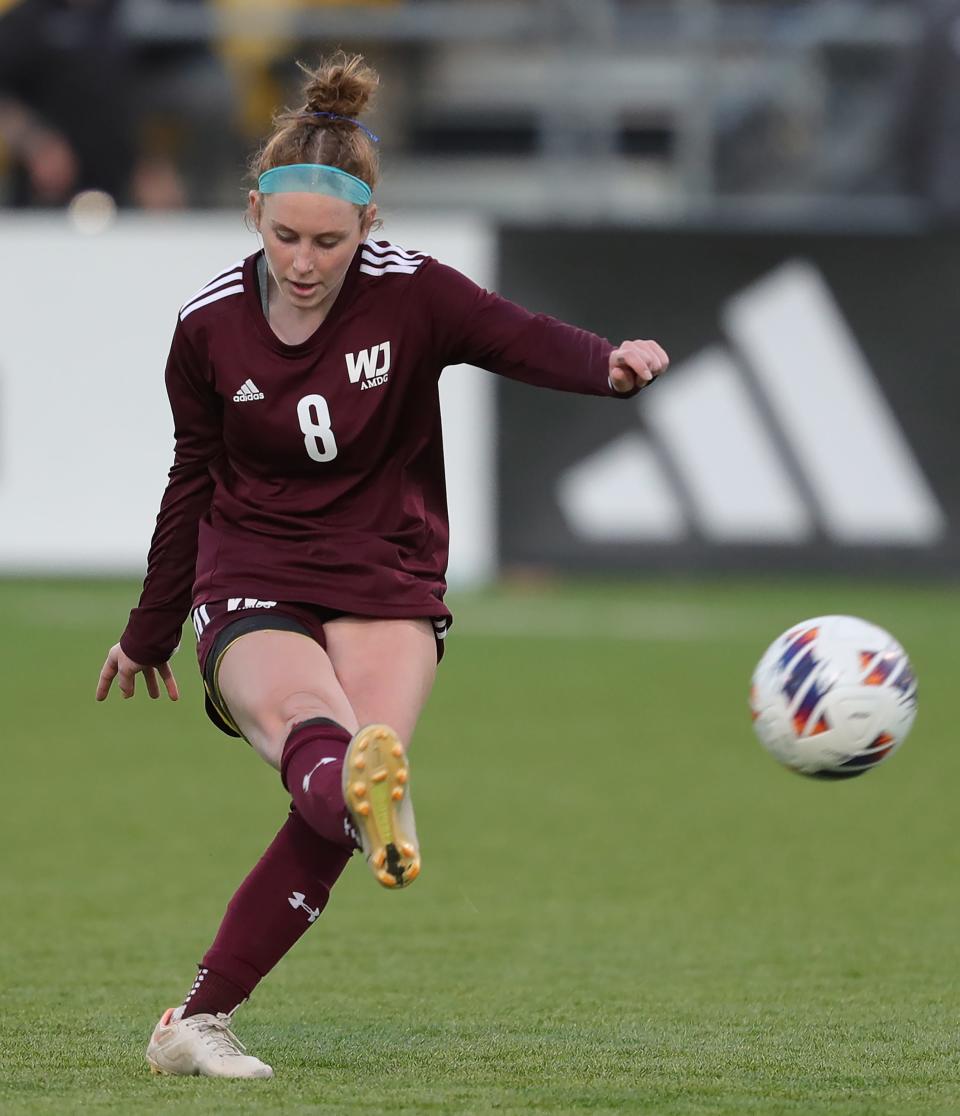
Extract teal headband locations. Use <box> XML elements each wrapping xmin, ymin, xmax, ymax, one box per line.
<box><xmin>257</xmin><ymin>163</ymin><xmax>372</xmax><ymax>206</ymax></box>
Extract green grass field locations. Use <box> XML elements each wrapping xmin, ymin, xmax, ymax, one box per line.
<box><xmin>1</xmin><ymin>577</ymin><xmax>958</xmax><ymax>1115</ymax></box>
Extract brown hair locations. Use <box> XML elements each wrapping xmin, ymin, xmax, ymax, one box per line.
<box><xmin>252</xmin><ymin>51</ymin><xmax>380</xmax><ymax>197</ymax></box>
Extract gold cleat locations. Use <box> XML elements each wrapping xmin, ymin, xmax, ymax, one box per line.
<box><xmin>342</xmin><ymin>724</ymin><xmax>421</xmax><ymax>889</ymax></box>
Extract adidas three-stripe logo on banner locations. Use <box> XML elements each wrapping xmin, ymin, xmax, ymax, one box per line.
<box><xmin>558</xmin><ymin>260</ymin><xmax>946</xmax><ymax>546</ymax></box>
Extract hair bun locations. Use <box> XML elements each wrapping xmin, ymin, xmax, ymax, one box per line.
<box><xmin>299</xmin><ymin>51</ymin><xmax>378</xmax><ymax>119</ymax></box>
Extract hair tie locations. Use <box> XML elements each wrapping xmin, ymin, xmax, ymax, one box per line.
<box><xmin>303</xmin><ymin>111</ymin><xmax>380</xmax><ymax>144</ymax></box>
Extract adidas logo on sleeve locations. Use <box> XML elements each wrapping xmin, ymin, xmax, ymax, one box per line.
<box><xmin>233</xmin><ymin>379</ymin><xmax>264</xmax><ymax>403</ymax></box>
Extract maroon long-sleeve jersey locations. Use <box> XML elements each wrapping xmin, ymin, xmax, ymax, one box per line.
<box><xmin>121</xmin><ymin>239</ymin><xmax>627</xmax><ymax>665</ymax></box>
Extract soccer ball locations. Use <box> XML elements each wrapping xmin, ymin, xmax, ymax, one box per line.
<box><xmin>749</xmin><ymin>615</ymin><xmax>918</xmax><ymax>779</ymax></box>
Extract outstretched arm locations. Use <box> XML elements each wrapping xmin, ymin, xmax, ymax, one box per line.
<box><xmin>425</xmin><ymin>261</ymin><xmax>669</xmax><ymax>397</ymax></box>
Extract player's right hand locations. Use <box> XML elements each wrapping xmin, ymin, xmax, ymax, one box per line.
<box><xmin>96</xmin><ymin>643</ymin><xmax>180</xmax><ymax>702</ymax></box>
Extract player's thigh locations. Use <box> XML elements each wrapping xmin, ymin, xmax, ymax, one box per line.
<box><xmin>323</xmin><ymin>617</ymin><xmax>438</xmax><ymax>745</ymax></box>
<box><xmin>217</xmin><ymin>629</ymin><xmax>359</xmax><ymax>769</ymax></box>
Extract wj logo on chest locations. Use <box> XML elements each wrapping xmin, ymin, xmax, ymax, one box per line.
<box><xmin>345</xmin><ymin>341</ymin><xmax>391</xmax><ymax>391</ymax></box>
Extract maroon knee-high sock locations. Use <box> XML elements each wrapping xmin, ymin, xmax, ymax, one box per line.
<box><xmin>280</xmin><ymin>718</ymin><xmax>358</xmax><ymax>850</ymax></box>
<box><xmin>179</xmin><ymin>808</ymin><xmax>351</xmax><ymax>1018</ymax></box>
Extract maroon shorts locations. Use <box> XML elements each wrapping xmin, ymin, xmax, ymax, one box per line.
<box><xmin>190</xmin><ymin>599</ymin><xmax>448</xmax><ymax>738</ymax></box>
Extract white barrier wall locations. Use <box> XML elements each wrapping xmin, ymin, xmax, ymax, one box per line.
<box><xmin>0</xmin><ymin>213</ymin><xmax>496</xmax><ymax>585</ymax></box>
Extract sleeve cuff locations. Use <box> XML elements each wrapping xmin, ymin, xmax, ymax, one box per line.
<box><xmin>120</xmin><ymin>606</ymin><xmax>187</xmax><ymax>666</ymax></box>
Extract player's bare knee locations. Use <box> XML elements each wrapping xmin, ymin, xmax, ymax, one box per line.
<box><xmin>276</xmin><ymin>691</ymin><xmax>354</xmax><ymax>741</ymax></box>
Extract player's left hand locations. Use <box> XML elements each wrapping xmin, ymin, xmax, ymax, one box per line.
<box><xmin>609</xmin><ymin>339</ymin><xmax>669</xmax><ymax>393</ymax></box>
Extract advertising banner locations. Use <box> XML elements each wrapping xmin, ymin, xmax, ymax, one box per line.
<box><xmin>497</xmin><ymin>226</ymin><xmax>959</xmax><ymax>574</ymax></box>
<box><xmin>0</xmin><ymin>214</ymin><xmax>495</xmax><ymax>584</ymax></box>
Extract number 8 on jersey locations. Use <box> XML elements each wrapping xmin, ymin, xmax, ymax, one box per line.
<box><xmin>297</xmin><ymin>393</ymin><xmax>338</xmax><ymax>463</ymax></box>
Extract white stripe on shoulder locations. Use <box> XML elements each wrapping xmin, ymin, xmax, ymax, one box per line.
<box><xmin>360</xmin><ymin>243</ymin><xmax>426</xmax><ymax>278</ymax></box>
<box><xmin>359</xmin><ymin>262</ymin><xmax>421</xmax><ymax>278</ymax></box>
<box><xmin>363</xmin><ymin>239</ymin><xmax>426</xmax><ymax>262</ymax></box>
<box><xmin>180</xmin><ymin>273</ymin><xmax>242</xmax><ymax>315</ymax></box>
<box><xmin>361</xmin><ymin>249</ymin><xmax>426</xmax><ymax>270</ymax></box>
<box><xmin>179</xmin><ymin>283</ymin><xmax>244</xmax><ymax>321</ymax></box>
<box><xmin>180</xmin><ymin>260</ymin><xmax>245</xmax><ymax>312</ymax></box>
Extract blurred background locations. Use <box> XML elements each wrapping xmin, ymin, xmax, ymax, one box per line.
<box><xmin>1</xmin><ymin>0</ymin><xmax>957</xmax><ymax>582</ymax></box>
<box><xmin>5</xmin><ymin>0</ymin><xmax>960</xmax><ymax>218</ymax></box>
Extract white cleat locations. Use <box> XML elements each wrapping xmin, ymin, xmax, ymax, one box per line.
<box><xmin>145</xmin><ymin>1007</ymin><xmax>273</xmax><ymax>1078</ymax></box>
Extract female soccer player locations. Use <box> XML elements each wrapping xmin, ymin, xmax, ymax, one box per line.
<box><xmin>95</xmin><ymin>52</ymin><xmax>669</xmax><ymax>1079</ymax></box>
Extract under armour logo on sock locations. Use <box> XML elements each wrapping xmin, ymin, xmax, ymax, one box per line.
<box><xmin>301</xmin><ymin>757</ymin><xmax>338</xmax><ymax>793</ymax></box>
<box><xmin>288</xmin><ymin>891</ymin><xmax>321</xmax><ymax>923</ymax></box>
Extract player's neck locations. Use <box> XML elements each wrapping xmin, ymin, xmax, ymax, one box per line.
<box><xmin>266</xmin><ymin>273</ymin><xmax>345</xmax><ymax>346</ymax></box>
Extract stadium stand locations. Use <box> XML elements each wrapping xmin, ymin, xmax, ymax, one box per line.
<box><xmin>0</xmin><ymin>0</ymin><xmax>943</xmax><ymax>220</ymax></box>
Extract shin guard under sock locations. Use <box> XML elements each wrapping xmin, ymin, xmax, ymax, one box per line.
<box><xmin>280</xmin><ymin>718</ymin><xmax>357</xmax><ymax>850</ymax></box>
